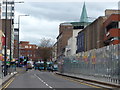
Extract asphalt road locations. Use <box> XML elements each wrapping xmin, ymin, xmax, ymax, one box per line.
<box><xmin>5</xmin><ymin>69</ymin><xmax>102</xmax><ymax>89</ymax></box>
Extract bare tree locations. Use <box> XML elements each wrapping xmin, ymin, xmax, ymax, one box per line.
<box><xmin>39</xmin><ymin>38</ymin><xmax>54</xmax><ymax>48</ymax></box>
<box><xmin>37</xmin><ymin>38</ymin><xmax>54</xmax><ymax>70</ymax></box>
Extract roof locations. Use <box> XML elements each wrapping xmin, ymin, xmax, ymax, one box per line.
<box><xmin>70</xmin><ymin>22</ymin><xmax>91</xmax><ymax>26</ymax></box>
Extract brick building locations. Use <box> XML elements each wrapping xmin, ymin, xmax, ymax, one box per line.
<box><xmin>13</xmin><ymin>28</ymin><xmax>18</xmax><ymax>59</ymax></box>
<box><xmin>76</xmin><ymin>9</ymin><xmax>119</xmax><ymax>53</ymax></box>
<box><xmin>57</xmin><ymin>2</ymin><xmax>90</xmax><ymax>58</ymax></box>
<box><xmin>0</xmin><ymin>19</ymin><xmax>13</xmax><ymax>50</ymax></box>
<box><xmin>57</xmin><ymin>23</ymin><xmax>73</xmax><ymax>58</ymax></box>
<box><xmin>0</xmin><ymin>0</ymin><xmax>15</xmax><ymax>60</ymax></box>
<box><xmin>104</xmin><ymin>14</ymin><xmax>120</xmax><ymax>45</ymax></box>
<box><xmin>0</xmin><ymin>19</ymin><xmax>14</xmax><ymax>60</ymax></box>
<box><xmin>19</xmin><ymin>41</ymin><xmax>39</xmax><ymax>61</ymax></box>
<box><xmin>77</xmin><ymin>16</ymin><xmax>107</xmax><ymax>53</ymax></box>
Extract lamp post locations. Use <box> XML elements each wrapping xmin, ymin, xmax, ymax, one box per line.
<box><xmin>18</xmin><ymin>15</ymin><xmax>29</xmax><ymax>67</ymax></box>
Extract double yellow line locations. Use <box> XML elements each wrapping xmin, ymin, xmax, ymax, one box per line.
<box><xmin>54</xmin><ymin>74</ymin><xmax>102</xmax><ymax>88</ymax></box>
<box><xmin>1</xmin><ymin>77</ymin><xmax>15</xmax><ymax>90</ymax></box>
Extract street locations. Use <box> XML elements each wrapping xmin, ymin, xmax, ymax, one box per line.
<box><xmin>3</xmin><ymin>69</ymin><xmax>102</xmax><ymax>89</ymax></box>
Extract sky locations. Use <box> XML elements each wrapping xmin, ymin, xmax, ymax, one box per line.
<box><xmin>14</xmin><ymin>0</ymin><xmax>119</xmax><ymax>45</ymax></box>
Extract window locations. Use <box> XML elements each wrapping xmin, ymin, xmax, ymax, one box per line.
<box><xmin>12</xmin><ymin>7</ymin><xmax>14</xmax><ymax>10</ymax></box>
<box><xmin>106</xmin><ymin>22</ymin><xmax>118</xmax><ymax>31</ymax></box>
<box><xmin>2</xmin><ymin>12</ymin><xmax>6</xmax><ymax>17</ymax></box>
<box><xmin>25</xmin><ymin>46</ymin><xmax>28</xmax><ymax>48</ymax></box>
<box><xmin>2</xmin><ymin>6</ymin><xmax>6</xmax><ymax>11</ymax></box>
<box><xmin>111</xmin><ymin>37</ymin><xmax>120</xmax><ymax>41</ymax></box>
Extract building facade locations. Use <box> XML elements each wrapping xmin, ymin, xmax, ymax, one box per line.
<box><xmin>19</xmin><ymin>41</ymin><xmax>39</xmax><ymax>61</ymax></box>
<box><xmin>0</xmin><ymin>0</ymin><xmax>14</xmax><ymax>19</ymax></box>
<box><xmin>76</xmin><ymin>9</ymin><xmax>119</xmax><ymax>53</ymax></box>
<box><xmin>13</xmin><ymin>28</ymin><xmax>18</xmax><ymax>59</ymax></box>
<box><xmin>56</xmin><ymin>2</ymin><xmax>91</xmax><ymax>59</ymax></box>
<box><xmin>65</xmin><ymin>29</ymin><xmax>82</xmax><ymax>56</ymax></box>
<box><xmin>52</xmin><ymin>42</ymin><xmax>57</xmax><ymax>62</ymax></box>
<box><xmin>0</xmin><ymin>0</ymin><xmax>15</xmax><ymax>60</ymax></box>
<box><xmin>57</xmin><ymin>23</ymin><xmax>73</xmax><ymax>58</ymax></box>
<box><xmin>104</xmin><ymin>14</ymin><xmax>120</xmax><ymax>45</ymax></box>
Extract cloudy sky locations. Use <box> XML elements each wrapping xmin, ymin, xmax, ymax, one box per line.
<box><xmin>14</xmin><ymin>0</ymin><xmax>119</xmax><ymax>45</ymax></box>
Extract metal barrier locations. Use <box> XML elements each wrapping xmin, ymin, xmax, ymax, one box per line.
<box><xmin>1</xmin><ymin>64</ymin><xmax>16</xmax><ymax>79</ymax></box>
<box><xmin>58</xmin><ymin>44</ymin><xmax>120</xmax><ymax>85</ymax></box>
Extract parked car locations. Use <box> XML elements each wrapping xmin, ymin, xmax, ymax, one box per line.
<box><xmin>52</xmin><ymin>64</ymin><xmax>58</xmax><ymax>71</ymax></box>
<box><xmin>46</xmin><ymin>62</ymin><xmax>53</xmax><ymax>71</ymax></box>
<box><xmin>34</xmin><ymin>61</ymin><xmax>44</xmax><ymax>70</ymax></box>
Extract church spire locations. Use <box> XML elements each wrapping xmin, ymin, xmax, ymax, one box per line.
<box><xmin>80</xmin><ymin>2</ymin><xmax>88</xmax><ymax>22</ymax></box>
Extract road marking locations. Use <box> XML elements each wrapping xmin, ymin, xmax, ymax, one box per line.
<box><xmin>2</xmin><ymin>78</ymin><xmax>15</xmax><ymax>90</ymax></box>
<box><xmin>54</xmin><ymin>74</ymin><xmax>101</xmax><ymax>88</ymax></box>
<box><xmin>3</xmin><ymin>78</ymin><xmax>15</xmax><ymax>89</ymax></box>
<box><xmin>45</xmin><ymin>83</ymin><xmax>49</xmax><ymax>86</ymax></box>
<box><xmin>2</xmin><ymin>78</ymin><xmax>14</xmax><ymax>89</ymax></box>
<box><xmin>34</xmin><ymin>74</ymin><xmax>53</xmax><ymax>89</ymax></box>
<box><xmin>15</xmin><ymin>74</ymin><xmax>19</xmax><ymax>77</ymax></box>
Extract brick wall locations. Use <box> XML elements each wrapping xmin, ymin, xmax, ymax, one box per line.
<box><xmin>57</xmin><ymin>24</ymin><xmax>73</xmax><ymax>58</ymax></box>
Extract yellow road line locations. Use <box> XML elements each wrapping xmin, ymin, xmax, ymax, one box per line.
<box><xmin>15</xmin><ymin>74</ymin><xmax>19</xmax><ymax>77</ymax></box>
<box><xmin>2</xmin><ymin>78</ymin><xmax>13</xmax><ymax>89</ymax></box>
<box><xmin>1</xmin><ymin>73</ymin><xmax>18</xmax><ymax>90</ymax></box>
<box><xmin>3</xmin><ymin>78</ymin><xmax>15</xmax><ymax>89</ymax></box>
<box><xmin>54</xmin><ymin>74</ymin><xmax>101</xmax><ymax>88</ymax></box>
<box><xmin>2</xmin><ymin>78</ymin><xmax>15</xmax><ymax>90</ymax></box>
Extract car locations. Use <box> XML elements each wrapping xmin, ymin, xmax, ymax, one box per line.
<box><xmin>52</xmin><ymin>64</ymin><xmax>58</xmax><ymax>71</ymax></box>
<box><xmin>34</xmin><ymin>61</ymin><xmax>44</xmax><ymax>70</ymax></box>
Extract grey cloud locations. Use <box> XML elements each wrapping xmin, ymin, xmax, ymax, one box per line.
<box><xmin>15</xmin><ymin>2</ymin><xmax>118</xmax><ymax>44</ymax></box>
<box><xmin>15</xmin><ymin>2</ymin><xmax>118</xmax><ymax>22</ymax></box>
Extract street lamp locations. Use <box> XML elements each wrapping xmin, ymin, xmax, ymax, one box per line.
<box><xmin>18</xmin><ymin>15</ymin><xmax>29</xmax><ymax>66</ymax></box>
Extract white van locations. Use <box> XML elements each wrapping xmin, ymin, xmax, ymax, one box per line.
<box><xmin>26</xmin><ymin>61</ymin><xmax>34</xmax><ymax>71</ymax></box>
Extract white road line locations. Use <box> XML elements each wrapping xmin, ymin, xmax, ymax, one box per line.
<box><xmin>34</xmin><ymin>74</ymin><xmax>53</xmax><ymax>89</ymax></box>
<box><xmin>45</xmin><ymin>84</ymin><xmax>49</xmax><ymax>86</ymax></box>
<box><xmin>49</xmin><ymin>86</ymin><xmax>53</xmax><ymax>88</ymax></box>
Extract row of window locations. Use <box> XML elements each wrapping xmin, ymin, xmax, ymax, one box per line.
<box><xmin>27</xmin><ymin>54</ymin><xmax>36</xmax><ymax>57</ymax></box>
<box><xmin>2</xmin><ymin>1</ymin><xmax>14</xmax><ymax>4</ymax></box>
<box><xmin>20</xmin><ymin>54</ymin><xmax>36</xmax><ymax>57</ymax></box>
<box><xmin>111</xmin><ymin>37</ymin><xmax>120</xmax><ymax>41</ymax></box>
<box><xmin>2</xmin><ymin>12</ymin><xmax>14</xmax><ymax>16</ymax></box>
<box><xmin>106</xmin><ymin>22</ymin><xmax>119</xmax><ymax>32</ymax></box>
<box><xmin>20</xmin><ymin>50</ymin><xmax>36</xmax><ymax>53</ymax></box>
<box><xmin>24</xmin><ymin>45</ymin><xmax>38</xmax><ymax>49</ymax></box>
<box><xmin>2</xmin><ymin>6</ymin><xmax>14</xmax><ymax>11</ymax></box>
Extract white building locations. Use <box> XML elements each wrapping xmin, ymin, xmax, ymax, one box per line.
<box><xmin>65</xmin><ymin>29</ymin><xmax>82</xmax><ymax>56</ymax></box>
<box><xmin>0</xmin><ymin>0</ymin><xmax>14</xmax><ymax>19</ymax></box>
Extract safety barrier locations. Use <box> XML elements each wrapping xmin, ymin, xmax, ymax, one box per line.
<box><xmin>58</xmin><ymin>44</ymin><xmax>120</xmax><ymax>85</ymax></box>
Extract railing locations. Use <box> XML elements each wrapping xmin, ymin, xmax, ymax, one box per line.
<box><xmin>0</xmin><ymin>64</ymin><xmax>16</xmax><ymax>79</ymax></box>
<box><xmin>58</xmin><ymin>44</ymin><xmax>120</xmax><ymax>85</ymax></box>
